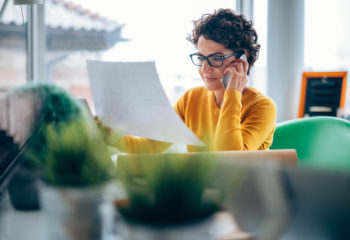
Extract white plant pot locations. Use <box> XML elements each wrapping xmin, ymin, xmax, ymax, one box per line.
<box><xmin>41</xmin><ymin>184</ymin><xmax>115</xmax><ymax>240</ymax></box>
<box><xmin>124</xmin><ymin>216</ymin><xmax>215</xmax><ymax>240</ymax></box>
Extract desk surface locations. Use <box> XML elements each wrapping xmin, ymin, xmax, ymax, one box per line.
<box><xmin>0</xmin><ymin>194</ymin><xmax>252</xmax><ymax>240</ymax></box>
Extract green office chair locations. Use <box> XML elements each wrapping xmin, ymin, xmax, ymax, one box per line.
<box><xmin>270</xmin><ymin>116</ymin><xmax>350</xmax><ymax>171</ymax></box>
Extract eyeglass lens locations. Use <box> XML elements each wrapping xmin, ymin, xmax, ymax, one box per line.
<box><xmin>191</xmin><ymin>54</ymin><xmax>223</xmax><ymax>67</ymax></box>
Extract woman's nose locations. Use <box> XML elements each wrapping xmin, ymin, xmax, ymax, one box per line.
<box><xmin>201</xmin><ymin>60</ymin><xmax>213</xmax><ymax>72</ymax></box>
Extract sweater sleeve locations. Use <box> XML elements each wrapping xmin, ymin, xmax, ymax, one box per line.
<box><xmin>213</xmin><ymin>89</ymin><xmax>276</xmax><ymax>151</ymax></box>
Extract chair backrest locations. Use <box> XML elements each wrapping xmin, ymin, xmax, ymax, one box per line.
<box><xmin>270</xmin><ymin>116</ymin><xmax>350</xmax><ymax>170</ymax></box>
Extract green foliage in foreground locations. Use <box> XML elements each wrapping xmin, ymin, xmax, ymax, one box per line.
<box><xmin>11</xmin><ymin>83</ymin><xmax>83</xmax><ymax>168</ymax></box>
<box><xmin>117</xmin><ymin>155</ymin><xmax>236</xmax><ymax>225</ymax></box>
<box><xmin>11</xmin><ymin>83</ymin><xmax>82</xmax><ymax>125</ymax></box>
<box><xmin>13</xmin><ymin>83</ymin><xmax>115</xmax><ymax>187</ymax></box>
<box><xmin>42</xmin><ymin>120</ymin><xmax>115</xmax><ymax>187</ymax></box>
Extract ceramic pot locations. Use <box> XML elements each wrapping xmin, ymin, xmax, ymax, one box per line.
<box><xmin>124</xmin><ymin>215</ymin><xmax>215</xmax><ymax>240</ymax></box>
<box><xmin>41</xmin><ymin>184</ymin><xmax>115</xmax><ymax>240</ymax></box>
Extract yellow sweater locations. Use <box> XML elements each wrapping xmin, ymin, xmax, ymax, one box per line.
<box><xmin>115</xmin><ymin>87</ymin><xmax>276</xmax><ymax>153</ymax></box>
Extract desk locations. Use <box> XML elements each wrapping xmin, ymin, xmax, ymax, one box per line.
<box><xmin>0</xmin><ymin>150</ymin><xmax>297</xmax><ymax>240</ymax></box>
<box><xmin>1</xmin><ymin>151</ymin><xmax>348</xmax><ymax>239</ymax></box>
<box><xmin>0</xmin><ymin>194</ymin><xmax>253</xmax><ymax>240</ymax></box>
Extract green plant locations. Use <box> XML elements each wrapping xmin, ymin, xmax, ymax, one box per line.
<box><xmin>42</xmin><ymin>119</ymin><xmax>115</xmax><ymax>187</ymax></box>
<box><xmin>117</xmin><ymin>155</ymin><xmax>222</xmax><ymax>225</ymax></box>
<box><xmin>11</xmin><ymin>83</ymin><xmax>84</xmax><ymax>168</ymax></box>
<box><xmin>11</xmin><ymin>83</ymin><xmax>82</xmax><ymax>125</ymax></box>
<box><xmin>12</xmin><ymin>83</ymin><xmax>115</xmax><ymax>187</ymax></box>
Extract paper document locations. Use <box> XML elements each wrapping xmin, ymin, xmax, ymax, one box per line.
<box><xmin>86</xmin><ymin>60</ymin><xmax>204</xmax><ymax>146</ymax></box>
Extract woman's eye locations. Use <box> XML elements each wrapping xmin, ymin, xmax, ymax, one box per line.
<box><xmin>197</xmin><ymin>56</ymin><xmax>205</xmax><ymax>61</ymax></box>
<box><xmin>211</xmin><ymin>57</ymin><xmax>223</xmax><ymax>62</ymax></box>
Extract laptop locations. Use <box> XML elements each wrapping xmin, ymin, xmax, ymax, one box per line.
<box><xmin>117</xmin><ymin>149</ymin><xmax>298</xmax><ymax>175</ymax></box>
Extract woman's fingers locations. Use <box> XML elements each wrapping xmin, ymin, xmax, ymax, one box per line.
<box><xmin>104</xmin><ymin>126</ymin><xmax>113</xmax><ymax>136</ymax></box>
<box><xmin>94</xmin><ymin>115</ymin><xmax>103</xmax><ymax>127</ymax></box>
<box><xmin>94</xmin><ymin>116</ymin><xmax>114</xmax><ymax>141</ymax></box>
<box><xmin>232</xmin><ymin>61</ymin><xmax>243</xmax><ymax>73</ymax></box>
<box><xmin>93</xmin><ymin>115</ymin><xmax>121</xmax><ymax>145</ymax></box>
<box><xmin>231</xmin><ymin>59</ymin><xmax>248</xmax><ymax>73</ymax></box>
<box><xmin>94</xmin><ymin>115</ymin><xmax>100</xmax><ymax>122</ymax></box>
<box><xmin>225</xmin><ymin>59</ymin><xmax>248</xmax><ymax>93</ymax></box>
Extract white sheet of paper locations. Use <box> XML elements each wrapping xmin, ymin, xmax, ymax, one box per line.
<box><xmin>86</xmin><ymin>60</ymin><xmax>204</xmax><ymax>146</ymax></box>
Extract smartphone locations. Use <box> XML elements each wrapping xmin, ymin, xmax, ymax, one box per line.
<box><xmin>240</xmin><ymin>54</ymin><xmax>248</xmax><ymax>63</ymax></box>
<box><xmin>221</xmin><ymin>54</ymin><xmax>248</xmax><ymax>89</ymax></box>
<box><xmin>222</xmin><ymin>72</ymin><xmax>231</xmax><ymax>89</ymax></box>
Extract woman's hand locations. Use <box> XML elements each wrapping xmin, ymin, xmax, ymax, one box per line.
<box><xmin>94</xmin><ymin>115</ymin><xmax>121</xmax><ymax>146</ymax></box>
<box><xmin>224</xmin><ymin>59</ymin><xmax>248</xmax><ymax>93</ymax></box>
<box><xmin>94</xmin><ymin>115</ymin><xmax>111</xmax><ymax>139</ymax></box>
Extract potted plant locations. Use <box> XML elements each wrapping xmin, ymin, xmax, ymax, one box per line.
<box><xmin>115</xmin><ymin>153</ymin><xmax>244</xmax><ymax>240</ymax></box>
<box><xmin>8</xmin><ymin>83</ymin><xmax>116</xmax><ymax>240</ymax></box>
<box><xmin>7</xmin><ymin>83</ymin><xmax>85</xmax><ymax>210</ymax></box>
<box><xmin>38</xmin><ymin>118</ymin><xmax>116</xmax><ymax>240</ymax></box>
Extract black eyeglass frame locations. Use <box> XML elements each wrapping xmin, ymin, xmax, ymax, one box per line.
<box><xmin>189</xmin><ymin>53</ymin><xmax>235</xmax><ymax>68</ymax></box>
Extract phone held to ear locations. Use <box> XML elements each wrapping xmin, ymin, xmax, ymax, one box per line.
<box><xmin>222</xmin><ymin>72</ymin><xmax>231</xmax><ymax>89</ymax></box>
<box><xmin>240</xmin><ymin>54</ymin><xmax>247</xmax><ymax>63</ymax></box>
<box><xmin>221</xmin><ymin>54</ymin><xmax>248</xmax><ymax>89</ymax></box>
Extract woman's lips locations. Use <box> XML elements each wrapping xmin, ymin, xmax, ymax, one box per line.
<box><xmin>205</xmin><ymin>77</ymin><xmax>218</xmax><ymax>82</ymax></box>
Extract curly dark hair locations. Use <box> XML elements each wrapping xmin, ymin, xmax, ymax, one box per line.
<box><xmin>187</xmin><ymin>8</ymin><xmax>260</xmax><ymax>75</ymax></box>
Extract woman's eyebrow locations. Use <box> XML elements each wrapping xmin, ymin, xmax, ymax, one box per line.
<box><xmin>197</xmin><ymin>51</ymin><xmax>225</xmax><ymax>56</ymax></box>
<box><xmin>210</xmin><ymin>52</ymin><xmax>225</xmax><ymax>55</ymax></box>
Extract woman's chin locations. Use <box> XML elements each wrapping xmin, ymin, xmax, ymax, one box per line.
<box><xmin>204</xmin><ymin>81</ymin><xmax>224</xmax><ymax>91</ymax></box>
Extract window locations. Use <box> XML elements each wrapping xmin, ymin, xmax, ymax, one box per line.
<box><xmin>304</xmin><ymin>0</ymin><xmax>350</xmax><ymax>110</ymax></box>
<box><xmin>0</xmin><ymin>0</ymin><xmax>27</xmax><ymax>97</ymax></box>
<box><xmin>1</xmin><ymin>1</ymin><xmax>240</xmax><ymax>107</ymax></box>
<box><xmin>305</xmin><ymin>0</ymin><xmax>350</xmax><ymax>71</ymax></box>
<box><xmin>45</xmin><ymin>0</ymin><xmax>236</xmax><ymax>109</ymax></box>
<box><xmin>252</xmin><ymin>0</ymin><xmax>267</xmax><ymax>94</ymax></box>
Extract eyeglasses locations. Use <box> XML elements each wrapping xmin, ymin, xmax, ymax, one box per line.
<box><xmin>190</xmin><ymin>53</ymin><xmax>235</xmax><ymax>68</ymax></box>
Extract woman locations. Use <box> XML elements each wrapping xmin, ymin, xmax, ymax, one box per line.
<box><xmin>98</xmin><ymin>8</ymin><xmax>276</xmax><ymax>153</ymax></box>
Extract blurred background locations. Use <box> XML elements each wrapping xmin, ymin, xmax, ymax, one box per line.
<box><xmin>1</xmin><ymin>0</ymin><xmax>350</xmax><ymax>122</ymax></box>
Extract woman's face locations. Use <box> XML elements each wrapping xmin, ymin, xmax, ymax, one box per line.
<box><xmin>197</xmin><ymin>35</ymin><xmax>235</xmax><ymax>91</ymax></box>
